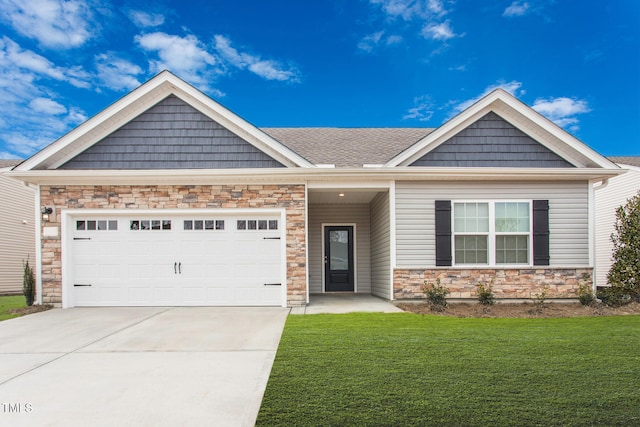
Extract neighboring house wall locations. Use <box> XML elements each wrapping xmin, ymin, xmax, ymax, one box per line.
<box><xmin>38</xmin><ymin>184</ymin><xmax>306</xmax><ymax>306</ymax></box>
<box><xmin>370</xmin><ymin>192</ymin><xmax>391</xmax><ymax>299</ymax></box>
<box><xmin>393</xmin><ymin>180</ymin><xmax>591</xmax><ymax>300</ymax></box>
<box><xmin>308</xmin><ymin>203</ymin><xmax>371</xmax><ymax>293</ymax></box>
<box><xmin>594</xmin><ymin>164</ymin><xmax>640</xmax><ymax>287</ymax></box>
<box><xmin>0</xmin><ymin>172</ymin><xmax>35</xmax><ymax>294</ymax></box>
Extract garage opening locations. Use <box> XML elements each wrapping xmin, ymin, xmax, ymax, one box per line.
<box><xmin>66</xmin><ymin>211</ymin><xmax>285</xmax><ymax>307</ymax></box>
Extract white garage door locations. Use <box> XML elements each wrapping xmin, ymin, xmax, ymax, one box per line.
<box><xmin>70</xmin><ymin>214</ymin><xmax>283</xmax><ymax>306</ymax></box>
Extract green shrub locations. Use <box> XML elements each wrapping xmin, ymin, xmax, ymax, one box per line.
<box><xmin>596</xmin><ymin>287</ymin><xmax>631</xmax><ymax>308</ymax></box>
<box><xmin>423</xmin><ymin>279</ymin><xmax>449</xmax><ymax>311</ymax></box>
<box><xmin>476</xmin><ymin>281</ymin><xmax>495</xmax><ymax>305</ymax></box>
<box><xmin>533</xmin><ymin>286</ymin><xmax>548</xmax><ymax>312</ymax></box>
<box><xmin>577</xmin><ymin>281</ymin><xmax>595</xmax><ymax>306</ymax></box>
<box><xmin>23</xmin><ymin>259</ymin><xmax>35</xmax><ymax>307</ymax></box>
<box><xmin>607</xmin><ymin>191</ymin><xmax>640</xmax><ymax>301</ymax></box>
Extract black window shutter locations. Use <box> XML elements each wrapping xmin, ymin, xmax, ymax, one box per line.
<box><xmin>533</xmin><ymin>200</ymin><xmax>550</xmax><ymax>266</ymax></box>
<box><xmin>435</xmin><ymin>200</ymin><xmax>452</xmax><ymax>266</ymax></box>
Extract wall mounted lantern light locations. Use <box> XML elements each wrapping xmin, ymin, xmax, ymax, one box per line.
<box><xmin>42</xmin><ymin>207</ymin><xmax>53</xmax><ymax>222</ymax></box>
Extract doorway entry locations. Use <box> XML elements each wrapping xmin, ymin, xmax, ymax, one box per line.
<box><xmin>324</xmin><ymin>225</ymin><xmax>355</xmax><ymax>292</ymax></box>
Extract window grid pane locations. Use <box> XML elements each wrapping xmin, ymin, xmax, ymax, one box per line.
<box><xmin>496</xmin><ymin>235</ymin><xmax>529</xmax><ymax>264</ymax></box>
<box><xmin>495</xmin><ymin>202</ymin><xmax>530</xmax><ymax>233</ymax></box>
<box><xmin>454</xmin><ymin>235</ymin><xmax>488</xmax><ymax>264</ymax></box>
<box><xmin>454</xmin><ymin>202</ymin><xmax>489</xmax><ymax>232</ymax></box>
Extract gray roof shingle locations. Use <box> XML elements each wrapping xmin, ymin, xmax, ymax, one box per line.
<box><xmin>608</xmin><ymin>156</ymin><xmax>640</xmax><ymax>167</ymax></box>
<box><xmin>0</xmin><ymin>159</ymin><xmax>22</xmax><ymax>169</ymax></box>
<box><xmin>261</xmin><ymin>128</ymin><xmax>434</xmax><ymax>167</ymax></box>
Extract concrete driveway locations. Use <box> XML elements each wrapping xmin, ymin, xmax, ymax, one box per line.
<box><xmin>0</xmin><ymin>307</ymin><xmax>288</xmax><ymax>427</ymax></box>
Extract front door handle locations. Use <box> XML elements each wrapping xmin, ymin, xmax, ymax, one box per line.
<box><xmin>174</xmin><ymin>262</ymin><xmax>177</xmax><ymax>274</ymax></box>
<box><xmin>178</xmin><ymin>262</ymin><xmax>182</xmax><ymax>274</ymax></box>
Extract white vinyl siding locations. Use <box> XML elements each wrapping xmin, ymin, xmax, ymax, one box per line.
<box><xmin>395</xmin><ymin>181</ymin><xmax>589</xmax><ymax>267</ymax></box>
<box><xmin>308</xmin><ymin>204</ymin><xmax>371</xmax><ymax>293</ymax></box>
<box><xmin>594</xmin><ymin>165</ymin><xmax>640</xmax><ymax>287</ymax></box>
<box><xmin>370</xmin><ymin>192</ymin><xmax>391</xmax><ymax>299</ymax></box>
<box><xmin>0</xmin><ymin>174</ymin><xmax>36</xmax><ymax>294</ymax></box>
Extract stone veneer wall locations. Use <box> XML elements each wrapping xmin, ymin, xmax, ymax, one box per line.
<box><xmin>39</xmin><ymin>184</ymin><xmax>306</xmax><ymax>307</ymax></box>
<box><xmin>394</xmin><ymin>267</ymin><xmax>593</xmax><ymax>300</ymax></box>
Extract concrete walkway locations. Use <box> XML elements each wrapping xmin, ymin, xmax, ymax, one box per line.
<box><xmin>290</xmin><ymin>294</ymin><xmax>404</xmax><ymax>314</ymax></box>
<box><xmin>0</xmin><ymin>307</ymin><xmax>288</xmax><ymax>427</ymax></box>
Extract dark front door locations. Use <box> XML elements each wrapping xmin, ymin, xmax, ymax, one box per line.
<box><xmin>324</xmin><ymin>226</ymin><xmax>354</xmax><ymax>292</ymax></box>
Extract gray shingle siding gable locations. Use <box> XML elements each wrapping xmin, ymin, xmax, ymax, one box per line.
<box><xmin>60</xmin><ymin>95</ymin><xmax>285</xmax><ymax>169</ymax></box>
<box><xmin>410</xmin><ymin>112</ymin><xmax>574</xmax><ymax>168</ymax></box>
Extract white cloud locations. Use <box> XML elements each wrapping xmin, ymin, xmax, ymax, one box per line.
<box><xmin>95</xmin><ymin>53</ymin><xmax>143</xmax><ymax>91</ymax></box>
<box><xmin>0</xmin><ymin>0</ymin><xmax>95</xmax><ymax>48</ymax></box>
<box><xmin>421</xmin><ymin>20</ymin><xmax>459</xmax><ymax>40</ymax></box>
<box><xmin>358</xmin><ymin>31</ymin><xmax>404</xmax><ymax>52</ymax></box>
<box><xmin>370</xmin><ymin>0</ymin><xmax>448</xmax><ymax>21</ymax></box>
<box><xmin>213</xmin><ymin>35</ymin><xmax>300</xmax><ymax>82</ymax></box>
<box><xmin>532</xmin><ymin>97</ymin><xmax>591</xmax><ymax>131</ymax></box>
<box><xmin>452</xmin><ymin>80</ymin><xmax>524</xmax><ymax>114</ymax></box>
<box><xmin>29</xmin><ymin>97</ymin><xmax>66</xmax><ymax>115</ymax></box>
<box><xmin>128</xmin><ymin>10</ymin><xmax>165</xmax><ymax>28</ymax></box>
<box><xmin>135</xmin><ymin>32</ymin><xmax>220</xmax><ymax>91</ymax></box>
<box><xmin>503</xmin><ymin>1</ymin><xmax>530</xmax><ymax>17</ymax></box>
<box><xmin>0</xmin><ymin>38</ymin><xmax>88</xmax><ymax>158</ymax></box>
<box><xmin>0</xmin><ymin>37</ymin><xmax>91</xmax><ymax>88</ymax></box>
<box><xmin>403</xmin><ymin>95</ymin><xmax>435</xmax><ymax>122</ymax></box>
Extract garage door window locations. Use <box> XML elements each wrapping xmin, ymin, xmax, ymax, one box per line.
<box><xmin>76</xmin><ymin>220</ymin><xmax>118</xmax><ymax>231</ymax></box>
<box><xmin>183</xmin><ymin>220</ymin><xmax>225</xmax><ymax>231</ymax></box>
<box><xmin>130</xmin><ymin>220</ymin><xmax>172</xmax><ymax>231</ymax></box>
<box><xmin>237</xmin><ymin>219</ymin><xmax>278</xmax><ymax>231</ymax></box>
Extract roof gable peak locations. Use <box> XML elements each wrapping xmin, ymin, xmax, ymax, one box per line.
<box><xmin>15</xmin><ymin>71</ymin><xmax>313</xmax><ymax>171</ymax></box>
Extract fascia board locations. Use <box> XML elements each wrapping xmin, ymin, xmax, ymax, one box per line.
<box><xmin>6</xmin><ymin>166</ymin><xmax>624</xmax><ymax>186</ymax></box>
<box><xmin>16</xmin><ymin>71</ymin><xmax>174</xmax><ymax>171</ymax></box>
<box><xmin>16</xmin><ymin>71</ymin><xmax>314</xmax><ymax>171</ymax></box>
<box><xmin>385</xmin><ymin>89</ymin><xmax>618</xmax><ymax>170</ymax></box>
<box><xmin>169</xmin><ymin>80</ymin><xmax>314</xmax><ymax>168</ymax></box>
<box><xmin>385</xmin><ymin>90</ymin><xmax>506</xmax><ymax>167</ymax></box>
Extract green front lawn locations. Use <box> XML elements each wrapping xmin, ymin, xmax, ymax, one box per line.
<box><xmin>257</xmin><ymin>313</ymin><xmax>640</xmax><ymax>426</ymax></box>
<box><xmin>0</xmin><ymin>295</ymin><xmax>28</xmax><ymax>321</ymax></box>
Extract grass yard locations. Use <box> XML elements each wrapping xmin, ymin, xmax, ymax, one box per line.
<box><xmin>0</xmin><ymin>295</ymin><xmax>28</xmax><ymax>321</ymax></box>
<box><xmin>257</xmin><ymin>313</ymin><xmax>640</xmax><ymax>426</ymax></box>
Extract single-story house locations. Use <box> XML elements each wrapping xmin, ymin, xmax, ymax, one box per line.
<box><xmin>594</xmin><ymin>157</ymin><xmax>640</xmax><ymax>288</ymax></box>
<box><xmin>0</xmin><ymin>160</ymin><xmax>36</xmax><ymax>295</ymax></box>
<box><xmin>7</xmin><ymin>71</ymin><xmax>623</xmax><ymax>308</ymax></box>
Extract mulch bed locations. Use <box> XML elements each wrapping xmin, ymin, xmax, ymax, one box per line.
<box><xmin>396</xmin><ymin>301</ymin><xmax>640</xmax><ymax>318</ymax></box>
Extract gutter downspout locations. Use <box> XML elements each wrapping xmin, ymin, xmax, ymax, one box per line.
<box><xmin>591</xmin><ymin>178</ymin><xmax>610</xmax><ymax>293</ymax></box>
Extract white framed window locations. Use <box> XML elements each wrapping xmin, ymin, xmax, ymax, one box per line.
<box><xmin>183</xmin><ymin>219</ymin><xmax>225</xmax><ymax>231</ymax></box>
<box><xmin>453</xmin><ymin>201</ymin><xmax>531</xmax><ymax>266</ymax></box>
<box><xmin>236</xmin><ymin>219</ymin><xmax>278</xmax><ymax>231</ymax></box>
<box><xmin>76</xmin><ymin>220</ymin><xmax>118</xmax><ymax>231</ymax></box>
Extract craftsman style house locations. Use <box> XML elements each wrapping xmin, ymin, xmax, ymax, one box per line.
<box><xmin>8</xmin><ymin>71</ymin><xmax>621</xmax><ymax>307</ymax></box>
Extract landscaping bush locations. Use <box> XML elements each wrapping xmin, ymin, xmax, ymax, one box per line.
<box><xmin>476</xmin><ymin>281</ymin><xmax>495</xmax><ymax>305</ymax></box>
<box><xmin>577</xmin><ymin>282</ymin><xmax>595</xmax><ymax>306</ymax></box>
<box><xmin>607</xmin><ymin>191</ymin><xmax>640</xmax><ymax>301</ymax></box>
<box><xmin>23</xmin><ymin>259</ymin><xmax>35</xmax><ymax>307</ymax></box>
<box><xmin>423</xmin><ymin>279</ymin><xmax>449</xmax><ymax>311</ymax></box>
<box><xmin>596</xmin><ymin>287</ymin><xmax>631</xmax><ymax>308</ymax></box>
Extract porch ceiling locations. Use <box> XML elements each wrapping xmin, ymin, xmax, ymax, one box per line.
<box><xmin>308</xmin><ymin>188</ymin><xmax>382</xmax><ymax>204</ymax></box>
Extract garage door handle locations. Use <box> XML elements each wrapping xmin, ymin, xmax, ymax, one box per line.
<box><xmin>174</xmin><ymin>262</ymin><xmax>177</xmax><ymax>274</ymax></box>
<box><xmin>74</xmin><ymin>284</ymin><xmax>92</xmax><ymax>287</ymax></box>
<box><xmin>264</xmin><ymin>283</ymin><xmax>281</xmax><ymax>286</ymax></box>
<box><xmin>73</xmin><ymin>237</ymin><xmax>91</xmax><ymax>240</ymax></box>
<box><xmin>178</xmin><ymin>262</ymin><xmax>181</xmax><ymax>274</ymax></box>
<box><xmin>263</xmin><ymin>237</ymin><xmax>280</xmax><ymax>240</ymax></box>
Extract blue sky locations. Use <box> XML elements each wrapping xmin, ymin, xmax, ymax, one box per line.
<box><xmin>0</xmin><ymin>0</ymin><xmax>638</xmax><ymax>160</ymax></box>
